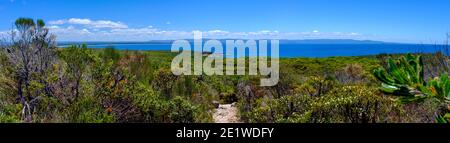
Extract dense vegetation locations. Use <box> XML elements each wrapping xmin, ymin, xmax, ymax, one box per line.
<box><xmin>235</xmin><ymin>55</ymin><xmax>449</xmax><ymax>123</ymax></box>
<box><xmin>0</xmin><ymin>18</ymin><xmax>449</xmax><ymax>123</ymax></box>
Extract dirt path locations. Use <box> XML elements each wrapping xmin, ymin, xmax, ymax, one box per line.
<box><xmin>213</xmin><ymin>103</ymin><xmax>240</xmax><ymax>123</ymax></box>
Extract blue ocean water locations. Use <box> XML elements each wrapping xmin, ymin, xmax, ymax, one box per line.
<box><xmin>85</xmin><ymin>43</ymin><xmax>445</xmax><ymax>58</ymax></box>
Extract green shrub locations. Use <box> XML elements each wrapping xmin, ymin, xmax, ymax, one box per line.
<box><xmin>335</xmin><ymin>64</ymin><xmax>368</xmax><ymax>84</ymax></box>
<box><xmin>423</xmin><ymin>74</ymin><xmax>450</xmax><ymax>100</ymax></box>
<box><xmin>400</xmin><ymin>98</ymin><xmax>447</xmax><ymax>123</ymax></box>
<box><xmin>436</xmin><ymin>112</ymin><xmax>450</xmax><ymax>123</ymax></box>
<box><xmin>242</xmin><ymin>85</ymin><xmax>402</xmax><ymax>123</ymax></box>
<box><xmin>0</xmin><ymin>104</ymin><xmax>22</xmax><ymax>123</ymax></box>
<box><xmin>64</xmin><ymin>95</ymin><xmax>115</xmax><ymax>123</ymax></box>
<box><xmin>168</xmin><ymin>96</ymin><xmax>199</xmax><ymax>123</ymax></box>
<box><xmin>295</xmin><ymin>76</ymin><xmax>336</xmax><ymax>97</ymax></box>
<box><xmin>152</xmin><ymin>68</ymin><xmax>178</xmax><ymax>98</ymax></box>
<box><xmin>242</xmin><ymin>97</ymin><xmax>274</xmax><ymax>123</ymax></box>
<box><xmin>310</xmin><ymin>85</ymin><xmax>400</xmax><ymax>123</ymax></box>
<box><xmin>270</xmin><ymin>95</ymin><xmax>313</xmax><ymax>123</ymax></box>
<box><xmin>101</xmin><ymin>47</ymin><xmax>121</xmax><ymax>64</ymax></box>
<box><xmin>130</xmin><ymin>84</ymin><xmax>171</xmax><ymax>122</ymax></box>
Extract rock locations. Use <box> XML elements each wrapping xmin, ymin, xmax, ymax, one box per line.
<box><xmin>212</xmin><ymin>101</ymin><xmax>220</xmax><ymax>109</ymax></box>
<box><xmin>213</xmin><ymin>103</ymin><xmax>241</xmax><ymax>123</ymax></box>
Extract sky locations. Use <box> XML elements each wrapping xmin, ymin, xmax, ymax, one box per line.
<box><xmin>1</xmin><ymin>0</ymin><xmax>449</xmax><ymax>43</ymax></box>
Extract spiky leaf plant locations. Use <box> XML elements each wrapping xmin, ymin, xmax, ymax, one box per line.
<box><xmin>374</xmin><ymin>54</ymin><xmax>427</xmax><ymax>102</ymax></box>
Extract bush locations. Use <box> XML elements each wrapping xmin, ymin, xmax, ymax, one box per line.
<box><xmin>309</xmin><ymin>86</ymin><xmax>400</xmax><ymax>123</ymax></box>
<box><xmin>64</xmin><ymin>95</ymin><xmax>115</xmax><ymax>123</ymax></box>
<box><xmin>335</xmin><ymin>64</ymin><xmax>367</xmax><ymax>84</ymax></box>
<box><xmin>295</xmin><ymin>76</ymin><xmax>336</xmax><ymax>97</ymax></box>
<box><xmin>0</xmin><ymin>104</ymin><xmax>22</xmax><ymax>123</ymax></box>
<box><xmin>101</xmin><ymin>47</ymin><xmax>121</xmax><ymax>64</ymax></box>
<box><xmin>152</xmin><ymin>68</ymin><xmax>178</xmax><ymax>98</ymax></box>
<box><xmin>236</xmin><ymin>81</ymin><xmax>258</xmax><ymax>122</ymax></box>
<box><xmin>130</xmin><ymin>84</ymin><xmax>170</xmax><ymax>123</ymax></box>
<box><xmin>400</xmin><ymin>98</ymin><xmax>447</xmax><ymax>123</ymax></box>
<box><xmin>241</xmin><ymin>85</ymin><xmax>403</xmax><ymax>123</ymax></box>
<box><xmin>268</xmin><ymin>94</ymin><xmax>313</xmax><ymax>123</ymax></box>
<box><xmin>168</xmin><ymin>96</ymin><xmax>199</xmax><ymax>123</ymax></box>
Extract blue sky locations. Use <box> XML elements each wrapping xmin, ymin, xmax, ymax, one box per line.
<box><xmin>1</xmin><ymin>0</ymin><xmax>449</xmax><ymax>43</ymax></box>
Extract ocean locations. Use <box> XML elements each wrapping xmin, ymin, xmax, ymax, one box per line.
<box><xmin>67</xmin><ymin>42</ymin><xmax>447</xmax><ymax>58</ymax></box>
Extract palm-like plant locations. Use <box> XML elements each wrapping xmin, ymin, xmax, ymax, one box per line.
<box><xmin>424</xmin><ymin>74</ymin><xmax>450</xmax><ymax>100</ymax></box>
<box><xmin>436</xmin><ymin>113</ymin><xmax>450</xmax><ymax>123</ymax></box>
<box><xmin>374</xmin><ymin>54</ymin><xmax>450</xmax><ymax>123</ymax></box>
<box><xmin>373</xmin><ymin>54</ymin><xmax>427</xmax><ymax>102</ymax></box>
<box><xmin>426</xmin><ymin>74</ymin><xmax>450</xmax><ymax>123</ymax></box>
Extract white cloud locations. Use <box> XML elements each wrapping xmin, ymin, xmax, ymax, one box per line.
<box><xmin>39</xmin><ymin>18</ymin><xmax>374</xmax><ymax>41</ymax></box>
<box><xmin>3</xmin><ymin>26</ymin><xmax>367</xmax><ymax>42</ymax></box>
<box><xmin>81</xmin><ymin>29</ymin><xmax>91</xmax><ymax>34</ymax></box>
<box><xmin>48</xmin><ymin>25</ymin><xmax>92</xmax><ymax>37</ymax></box>
<box><xmin>48</xmin><ymin>25</ymin><xmax>60</xmax><ymax>29</ymax></box>
<box><xmin>206</xmin><ymin>30</ymin><xmax>230</xmax><ymax>36</ymax></box>
<box><xmin>48</xmin><ymin>20</ymin><xmax>65</xmax><ymax>25</ymax></box>
<box><xmin>47</xmin><ymin>27</ymin><xmax>369</xmax><ymax>41</ymax></box>
<box><xmin>1</xmin><ymin>25</ymin><xmax>390</xmax><ymax>42</ymax></box>
<box><xmin>68</xmin><ymin>18</ymin><xmax>91</xmax><ymax>25</ymax></box>
<box><xmin>49</xmin><ymin>18</ymin><xmax>128</xmax><ymax>29</ymax></box>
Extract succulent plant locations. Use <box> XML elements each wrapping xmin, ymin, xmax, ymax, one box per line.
<box><xmin>424</xmin><ymin>74</ymin><xmax>450</xmax><ymax>100</ymax></box>
<box><xmin>373</xmin><ymin>54</ymin><xmax>427</xmax><ymax>102</ymax></box>
<box><xmin>436</xmin><ymin>109</ymin><xmax>450</xmax><ymax>123</ymax></box>
<box><xmin>374</xmin><ymin>54</ymin><xmax>450</xmax><ymax>123</ymax></box>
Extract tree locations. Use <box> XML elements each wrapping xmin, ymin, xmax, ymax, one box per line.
<box><xmin>2</xmin><ymin>18</ymin><xmax>57</xmax><ymax>122</ymax></box>
<box><xmin>151</xmin><ymin>68</ymin><xmax>178</xmax><ymax>98</ymax></box>
<box><xmin>101</xmin><ymin>47</ymin><xmax>121</xmax><ymax>65</ymax></box>
<box><xmin>59</xmin><ymin>44</ymin><xmax>93</xmax><ymax>100</ymax></box>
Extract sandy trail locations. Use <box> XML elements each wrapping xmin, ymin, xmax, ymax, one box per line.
<box><xmin>213</xmin><ymin>103</ymin><xmax>240</xmax><ymax>123</ymax></box>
